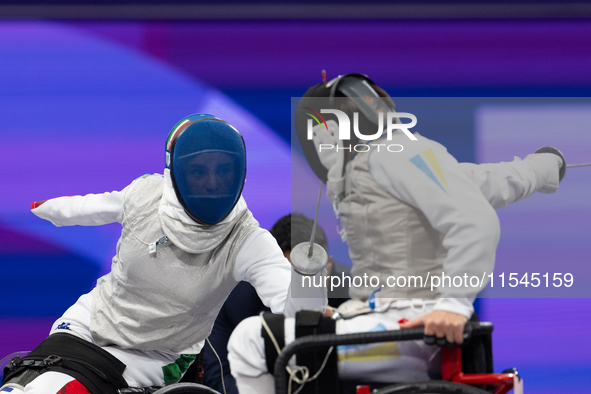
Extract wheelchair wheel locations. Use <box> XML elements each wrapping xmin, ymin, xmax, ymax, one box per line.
<box><xmin>373</xmin><ymin>381</ymin><xmax>491</xmax><ymax>394</ymax></box>
<box><xmin>152</xmin><ymin>383</ymin><xmax>222</xmax><ymax>394</ymax></box>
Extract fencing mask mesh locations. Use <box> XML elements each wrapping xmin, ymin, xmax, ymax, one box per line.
<box><xmin>166</xmin><ymin>114</ymin><xmax>246</xmax><ymax>225</ymax></box>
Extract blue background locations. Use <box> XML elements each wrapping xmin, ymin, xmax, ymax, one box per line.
<box><xmin>0</xmin><ymin>18</ymin><xmax>590</xmax><ymax>392</ymax></box>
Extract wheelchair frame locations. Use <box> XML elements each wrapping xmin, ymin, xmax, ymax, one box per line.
<box><xmin>0</xmin><ymin>323</ymin><xmax>521</xmax><ymax>394</ymax></box>
<box><xmin>273</xmin><ymin>322</ymin><xmax>521</xmax><ymax>394</ymax></box>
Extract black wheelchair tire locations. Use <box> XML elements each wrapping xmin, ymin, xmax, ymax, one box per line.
<box><xmin>373</xmin><ymin>381</ymin><xmax>491</xmax><ymax>394</ymax></box>
<box><xmin>152</xmin><ymin>383</ymin><xmax>222</xmax><ymax>394</ymax></box>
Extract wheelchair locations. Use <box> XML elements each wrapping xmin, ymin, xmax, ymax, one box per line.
<box><xmin>150</xmin><ymin>321</ymin><xmax>522</xmax><ymax>394</ymax></box>
<box><xmin>271</xmin><ymin>321</ymin><xmax>522</xmax><ymax>394</ymax></box>
<box><xmin>0</xmin><ymin>322</ymin><xmax>521</xmax><ymax>394</ymax></box>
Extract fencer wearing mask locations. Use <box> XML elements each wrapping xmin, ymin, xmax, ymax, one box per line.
<box><xmin>227</xmin><ymin>74</ymin><xmax>564</xmax><ymax>393</ymax></box>
<box><xmin>1</xmin><ymin>114</ymin><xmax>326</xmax><ymax>394</ymax></box>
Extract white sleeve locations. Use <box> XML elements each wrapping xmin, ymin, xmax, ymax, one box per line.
<box><xmin>369</xmin><ymin>144</ymin><xmax>499</xmax><ymax>318</ymax></box>
<box><xmin>233</xmin><ymin>228</ymin><xmax>327</xmax><ymax>317</ymax></box>
<box><xmin>459</xmin><ymin>153</ymin><xmax>562</xmax><ymax>209</ymax></box>
<box><xmin>31</xmin><ymin>187</ymin><xmax>128</xmax><ymax>227</ymax></box>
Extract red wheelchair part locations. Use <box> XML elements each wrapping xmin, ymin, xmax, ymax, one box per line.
<box><xmin>440</xmin><ymin>347</ymin><xmax>519</xmax><ymax>394</ymax></box>
<box><xmin>355</xmin><ymin>346</ymin><xmax>521</xmax><ymax>394</ymax></box>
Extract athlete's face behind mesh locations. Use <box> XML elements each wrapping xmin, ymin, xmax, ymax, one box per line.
<box><xmin>170</xmin><ymin>117</ymin><xmax>246</xmax><ymax>225</ymax></box>
<box><xmin>185</xmin><ymin>152</ymin><xmax>236</xmax><ymax>196</ymax></box>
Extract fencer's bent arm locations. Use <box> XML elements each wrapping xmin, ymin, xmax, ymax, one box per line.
<box><xmin>233</xmin><ymin>229</ymin><xmax>328</xmax><ymax>317</ymax></box>
<box><xmin>30</xmin><ymin>189</ymin><xmax>127</xmax><ymax>226</ymax></box>
<box><xmin>369</xmin><ymin>136</ymin><xmax>500</xmax><ymax>318</ymax></box>
<box><xmin>459</xmin><ymin>153</ymin><xmax>562</xmax><ymax>209</ymax></box>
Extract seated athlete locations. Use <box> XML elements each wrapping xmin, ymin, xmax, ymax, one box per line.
<box><xmin>1</xmin><ymin>114</ymin><xmax>327</xmax><ymax>394</ymax></box>
<box><xmin>227</xmin><ymin>74</ymin><xmax>565</xmax><ymax>393</ymax></box>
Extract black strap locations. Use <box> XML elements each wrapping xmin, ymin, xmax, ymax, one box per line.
<box><xmin>261</xmin><ymin>313</ymin><xmax>285</xmax><ymax>374</ymax></box>
<box><xmin>179</xmin><ymin>347</ymin><xmax>204</xmax><ymax>384</ymax></box>
<box><xmin>459</xmin><ymin>313</ymin><xmax>494</xmax><ymax>392</ymax></box>
<box><xmin>461</xmin><ymin>313</ymin><xmax>493</xmax><ymax>374</ymax></box>
<box><xmin>2</xmin><ymin>333</ymin><xmax>128</xmax><ymax>394</ymax></box>
<box><xmin>295</xmin><ymin>310</ymin><xmax>322</xmax><ymax>329</ymax></box>
<box><xmin>294</xmin><ymin>311</ymin><xmax>338</xmax><ymax>394</ymax></box>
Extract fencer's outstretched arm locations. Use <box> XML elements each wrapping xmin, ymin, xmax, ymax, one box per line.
<box><xmin>459</xmin><ymin>153</ymin><xmax>562</xmax><ymax>209</ymax></box>
<box><xmin>31</xmin><ymin>188</ymin><xmax>128</xmax><ymax>226</ymax></box>
<box><xmin>234</xmin><ymin>229</ymin><xmax>328</xmax><ymax>317</ymax></box>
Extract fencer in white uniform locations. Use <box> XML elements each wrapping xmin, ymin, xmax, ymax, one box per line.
<box><xmin>0</xmin><ymin>114</ymin><xmax>326</xmax><ymax>394</ymax></box>
<box><xmin>227</xmin><ymin>75</ymin><xmax>563</xmax><ymax>394</ymax></box>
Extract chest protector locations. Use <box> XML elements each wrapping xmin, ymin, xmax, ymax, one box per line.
<box><xmin>91</xmin><ymin>175</ymin><xmax>258</xmax><ymax>352</ymax></box>
<box><xmin>339</xmin><ymin>147</ymin><xmax>447</xmax><ymax>300</ymax></box>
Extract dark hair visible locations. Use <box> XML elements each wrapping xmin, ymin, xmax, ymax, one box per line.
<box><xmin>269</xmin><ymin>213</ymin><xmax>328</xmax><ymax>253</ymax></box>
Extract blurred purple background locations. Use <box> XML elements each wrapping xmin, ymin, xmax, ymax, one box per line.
<box><xmin>1</xmin><ymin>19</ymin><xmax>590</xmax><ymax>392</ymax></box>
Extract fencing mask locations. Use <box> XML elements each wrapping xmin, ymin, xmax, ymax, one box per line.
<box><xmin>295</xmin><ymin>73</ymin><xmax>395</xmax><ymax>183</ymax></box>
<box><xmin>166</xmin><ymin>114</ymin><xmax>246</xmax><ymax>225</ymax></box>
